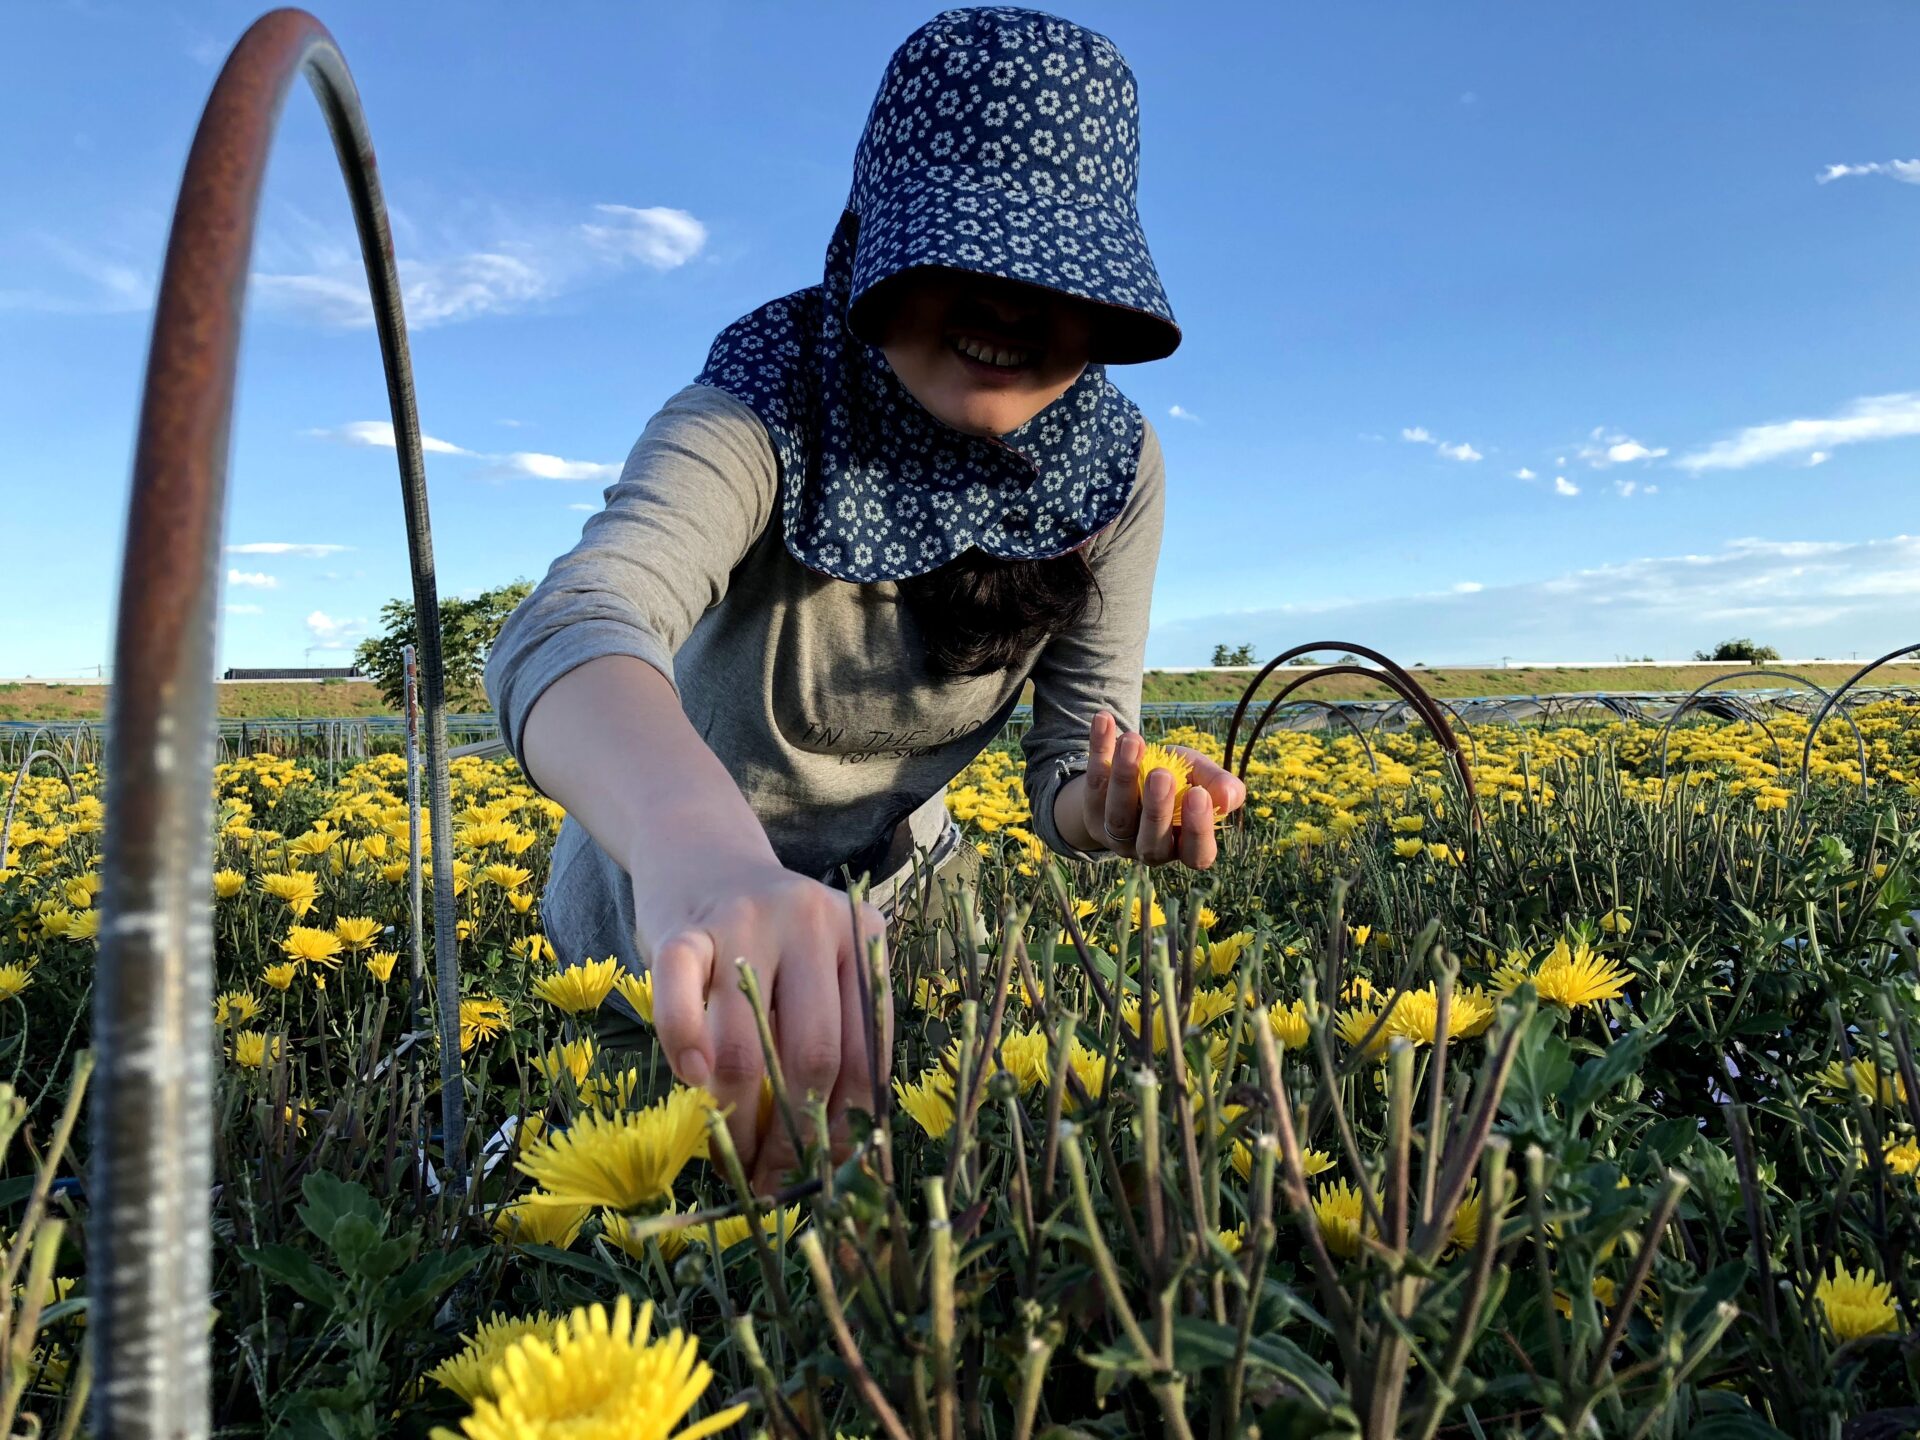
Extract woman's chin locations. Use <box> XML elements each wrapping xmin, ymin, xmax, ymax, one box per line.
<box><xmin>925</xmin><ymin>387</ymin><xmax>1047</xmax><ymax>437</ymax></box>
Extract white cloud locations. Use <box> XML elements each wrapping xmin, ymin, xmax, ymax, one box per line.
<box><xmin>226</xmin><ymin>542</ymin><xmax>351</xmax><ymax>557</ymax></box>
<box><xmin>567</xmin><ymin>502</ymin><xmax>597</xmax><ymax>512</ymax></box>
<box><xmin>309</xmin><ymin>421</ymin><xmax>616</xmax><ymax>482</ymax></box>
<box><xmin>1817</xmin><ymin>159</ymin><xmax>1920</xmax><ymax>185</ymax></box>
<box><xmin>580</xmin><ymin>205</ymin><xmax>708</xmax><ymax>270</ymax></box>
<box><xmin>224</xmin><ymin>602</ymin><xmax>264</xmax><ymax>616</ymax></box>
<box><xmin>1807</xmin><ymin>451</ymin><xmax>1830</xmax><ymax>467</ymax></box>
<box><xmin>497</xmin><ymin>451</ymin><xmax>620</xmax><ymax>482</ymax></box>
<box><xmin>305</xmin><ymin>610</ymin><xmax>366</xmax><ymax>649</ymax></box>
<box><xmin>1452</xmin><ymin>581</ymin><xmax>1484</xmax><ymax>593</ymax></box>
<box><xmin>1168</xmin><ymin>404</ymin><xmax>1202</xmax><ymax>423</ymax></box>
<box><xmin>306</xmin><ymin>420</ymin><xmax>472</xmax><ymax>455</ymax></box>
<box><xmin>226</xmin><ymin>569</ymin><xmax>277</xmax><ymax>589</ymax></box>
<box><xmin>1403</xmin><ymin>426</ymin><xmax>1481</xmax><ymax>461</ymax></box>
<box><xmin>1514</xmin><ymin>467</ymin><xmax>1537</xmax><ymax>480</ymax></box>
<box><xmin>1677</xmin><ymin>392</ymin><xmax>1920</xmax><ymax>472</ymax></box>
<box><xmin>1554</xmin><ymin>476</ymin><xmax>1579</xmax><ymax>496</ymax></box>
<box><xmin>1146</xmin><ymin>534</ymin><xmax>1920</xmax><ymax>667</ymax></box>
<box><xmin>254</xmin><ymin>201</ymin><xmax>710</xmax><ymax>329</ymax></box>
<box><xmin>1613</xmin><ymin>479</ymin><xmax>1641</xmax><ymax>498</ymax></box>
<box><xmin>1578</xmin><ymin>427</ymin><xmax>1668</xmax><ymax>468</ymax></box>
<box><xmin>0</xmin><ymin>234</ymin><xmax>153</xmax><ymax>314</ymax></box>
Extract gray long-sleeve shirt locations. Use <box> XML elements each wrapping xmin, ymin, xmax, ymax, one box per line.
<box><xmin>483</xmin><ymin>381</ymin><xmax>1163</xmax><ymax>972</ymax></box>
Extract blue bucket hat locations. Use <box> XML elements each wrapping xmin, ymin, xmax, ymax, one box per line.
<box><xmin>696</xmin><ymin>7</ymin><xmax>1177</xmax><ymax>584</ymax></box>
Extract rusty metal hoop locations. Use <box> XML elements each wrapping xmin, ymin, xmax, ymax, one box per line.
<box><xmin>1800</xmin><ymin>643</ymin><xmax>1920</xmax><ymax>789</ymax></box>
<box><xmin>1235</xmin><ymin>671</ymin><xmax>1383</xmax><ymax>776</ymax></box>
<box><xmin>94</xmin><ymin>12</ymin><xmax>464</xmax><ymax>1436</ymax></box>
<box><xmin>1222</xmin><ymin>644</ymin><xmax>1480</xmax><ymax>826</ymax></box>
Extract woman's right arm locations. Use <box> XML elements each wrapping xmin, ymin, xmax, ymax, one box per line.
<box><xmin>484</xmin><ymin>385</ymin><xmax>887</xmax><ymax>1188</ymax></box>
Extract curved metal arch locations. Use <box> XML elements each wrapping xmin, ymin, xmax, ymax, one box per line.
<box><xmin>1223</xmin><ymin>645</ymin><xmax>1480</xmax><ymax>829</ymax></box>
<box><xmin>1655</xmin><ymin>668</ymin><xmax>1867</xmax><ymax>797</ymax></box>
<box><xmin>95</xmin><ymin>13</ymin><xmax>463</xmax><ymax>1435</ymax></box>
<box><xmin>1363</xmin><ymin>692</ymin><xmax>1483</xmax><ymax>767</ymax></box>
<box><xmin>1801</xmin><ymin>642</ymin><xmax>1920</xmax><ymax>788</ymax></box>
<box><xmin>1</xmin><ymin>747</ymin><xmax>79</xmax><ymax>864</ymax></box>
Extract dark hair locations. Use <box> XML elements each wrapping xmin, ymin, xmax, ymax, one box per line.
<box><xmin>898</xmin><ymin>546</ymin><xmax>1102</xmax><ymax>678</ymax></box>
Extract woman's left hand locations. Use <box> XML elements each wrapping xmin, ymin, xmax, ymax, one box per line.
<box><xmin>1076</xmin><ymin>711</ymin><xmax>1248</xmax><ymax>869</ymax></box>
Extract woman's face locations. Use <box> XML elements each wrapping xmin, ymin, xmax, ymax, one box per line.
<box><xmin>876</xmin><ymin>268</ymin><xmax>1095</xmax><ymax>437</ymax></box>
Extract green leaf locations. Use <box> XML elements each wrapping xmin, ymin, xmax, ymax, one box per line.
<box><xmin>1681</xmin><ymin>1258</ymin><xmax>1752</xmax><ymax>1333</ymax></box>
<box><xmin>240</xmin><ymin>1244</ymin><xmax>342</xmax><ymax>1309</ymax></box>
<box><xmin>375</xmin><ymin>1248</ymin><xmax>479</xmax><ymax>1329</ymax></box>
<box><xmin>1168</xmin><ymin>1316</ymin><xmax>1343</xmax><ymax>1409</ymax></box>
<box><xmin>1642</xmin><ymin>1117</ymin><xmax>1700</xmax><ymax>1166</ymax></box>
<box><xmin>1680</xmin><ymin>1415</ymin><xmax>1792</xmax><ymax>1439</ymax></box>
<box><xmin>297</xmin><ymin>1172</ymin><xmax>383</xmax><ymax>1249</ymax></box>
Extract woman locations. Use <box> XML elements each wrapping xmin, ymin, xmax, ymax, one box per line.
<box><xmin>484</xmin><ymin>6</ymin><xmax>1246</xmax><ymax>1189</ymax></box>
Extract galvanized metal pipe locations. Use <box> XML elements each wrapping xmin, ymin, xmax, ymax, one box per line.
<box><xmin>95</xmin><ymin>11</ymin><xmax>463</xmax><ymax>1435</ymax></box>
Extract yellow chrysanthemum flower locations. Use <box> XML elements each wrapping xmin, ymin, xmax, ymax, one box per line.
<box><xmin>533</xmin><ymin>957</ymin><xmax>622</xmax><ymax>1015</ymax></box>
<box><xmin>995</xmin><ymin>1030</ymin><xmax>1052</xmax><ymax>1092</ymax></box>
<box><xmin>1814</xmin><ymin>1058</ymin><xmax>1907</xmax><ymax>1106</ymax></box>
<box><xmin>1217</xmin><ymin>1224</ymin><xmax>1246</xmax><ymax>1256</ymax></box>
<box><xmin>1266</xmin><ymin>998</ymin><xmax>1312</xmax><ymax>1050</ymax></box>
<box><xmin>281</xmin><ymin>925</ymin><xmax>343</xmax><ymax>968</ymax></box>
<box><xmin>601</xmin><ymin>1207</ymin><xmax>693</xmax><ymax>1264</ymax></box>
<box><xmin>1449</xmin><ymin>1183</ymin><xmax>1484</xmax><ymax>1253</ymax></box>
<box><xmin>427</xmin><ymin>1311</ymin><xmax>561</xmax><ymax>1404</ymax></box>
<box><xmin>492</xmin><ymin>1199</ymin><xmax>590</xmax><ymax>1250</ymax></box>
<box><xmin>261</xmin><ymin>962</ymin><xmax>299</xmax><ymax>992</ymax></box>
<box><xmin>1063</xmin><ymin>1041</ymin><xmax>1109</xmax><ymax>1113</ymax></box>
<box><xmin>480</xmin><ymin>863</ymin><xmax>533</xmax><ymax>891</ymax></box>
<box><xmin>1553</xmin><ymin>1275</ymin><xmax>1619</xmax><ymax>1318</ymax></box>
<box><xmin>533</xmin><ymin>1038</ymin><xmax>599</xmax><ymax>1091</ymax></box>
<box><xmin>1119</xmin><ymin>988</ymin><xmax>1238</xmax><ymax>1054</ymax></box>
<box><xmin>1205</xmin><ymin>930</ymin><xmax>1255</xmax><ymax>978</ymax></box>
<box><xmin>1135</xmin><ymin>741</ymin><xmax>1194</xmax><ymax>811</ymax></box>
<box><xmin>62</xmin><ymin>908</ymin><xmax>101</xmax><ymax>941</ymax></box>
<box><xmin>429</xmin><ymin>1296</ymin><xmax>746</xmax><ymax>1440</ymax></box>
<box><xmin>693</xmin><ymin>1203</ymin><xmax>804</xmax><ymax>1252</ymax></box>
<box><xmin>613</xmin><ymin>971</ymin><xmax>654</xmax><ymax>1024</ymax></box>
<box><xmin>894</xmin><ymin>1069</ymin><xmax>957</xmax><ymax>1139</ymax></box>
<box><xmin>332</xmin><ymin>916</ymin><xmax>382</xmax><ymax>952</ymax></box>
<box><xmin>459</xmin><ymin>997</ymin><xmax>513</xmax><ymax>1052</ymax></box>
<box><xmin>515</xmin><ymin>1089</ymin><xmax>714</xmax><ymax>1211</ymax></box>
<box><xmin>1529</xmin><ymin>938</ymin><xmax>1632</xmax><ymax>1010</ymax></box>
<box><xmin>1385</xmin><ymin>985</ymin><xmax>1499</xmax><ymax>1046</ymax></box>
<box><xmin>1392</xmin><ymin>838</ymin><xmax>1424</xmax><ymax>859</ymax></box>
<box><xmin>214</xmin><ymin>990</ymin><xmax>262</xmax><ymax>1026</ymax></box>
<box><xmin>212</xmin><ymin>868</ymin><xmax>247</xmax><ymax>899</ymax></box>
<box><xmin>365</xmin><ymin>950</ymin><xmax>399</xmax><ymax>983</ymax></box>
<box><xmin>1598</xmin><ymin>908</ymin><xmax>1633</xmax><ymax>935</ymax></box>
<box><xmin>258</xmin><ymin>871</ymin><xmax>319</xmax><ymax>919</ymax></box>
<box><xmin>1313</xmin><ymin>1180</ymin><xmax>1372</xmax><ymax>1258</ymax></box>
<box><xmin>1881</xmin><ymin>1138</ymin><xmax>1920</xmax><ymax>1175</ymax></box>
<box><xmin>228</xmin><ymin>1031</ymin><xmax>283</xmax><ymax>1069</ymax></box>
<box><xmin>1816</xmin><ymin>1263</ymin><xmax>1899</xmax><ymax>1341</ymax></box>
<box><xmin>0</xmin><ymin>964</ymin><xmax>35</xmax><ymax>1003</ymax></box>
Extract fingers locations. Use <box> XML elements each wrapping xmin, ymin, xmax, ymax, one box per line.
<box><xmin>755</xmin><ymin>940</ymin><xmax>842</xmax><ymax>1189</ymax></box>
<box><xmin>1178</xmin><ymin>785</ymin><xmax>1218</xmax><ymax>870</ymax></box>
<box><xmin>703</xmin><ymin>969</ymin><xmax>767</xmax><ymax>1176</ymax></box>
<box><xmin>1103</xmin><ymin>730</ymin><xmax>1145</xmax><ymax>856</ymax></box>
<box><xmin>1082</xmin><ymin>711</ymin><xmax>1118</xmax><ymax>840</ymax></box>
<box><xmin>1185</xmin><ymin>754</ymin><xmax>1249</xmax><ymax>817</ymax></box>
<box><xmin>1135</xmin><ymin>764</ymin><xmax>1179</xmax><ymax>865</ymax></box>
<box><xmin>651</xmin><ymin>929</ymin><xmax>716</xmax><ymax>1087</ymax></box>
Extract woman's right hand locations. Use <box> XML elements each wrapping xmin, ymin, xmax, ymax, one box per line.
<box><xmin>632</xmin><ymin>856</ymin><xmax>893</xmax><ymax>1194</ymax></box>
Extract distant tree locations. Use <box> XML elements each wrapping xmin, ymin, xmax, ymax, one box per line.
<box><xmin>1284</xmin><ymin>655</ymin><xmax>1317</xmax><ymax>666</ymax></box>
<box><xmin>1210</xmin><ymin>643</ymin><xmax>1257</xmax><ymax>667</ymax></box>
<box><xmin>354</xmin><ymin>579</ymin><xmax>532</xmax><ymax>713</ymax></box>
<box><xmin>1692</xmin><ymin>638</ymin><xmax>1779</xmax><ymax>664</ymax></box>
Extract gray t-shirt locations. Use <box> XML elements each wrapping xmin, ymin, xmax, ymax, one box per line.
<box><xmin>483</xmin><ymin>381</ymin><xmax>1163</xmax><ymax>973</ymax></box>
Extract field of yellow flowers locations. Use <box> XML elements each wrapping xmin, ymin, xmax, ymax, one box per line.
<box><xmin>5</xmin><ymin>703</ymin><xmax>1920</xmax><ymax>1438</ymax></box>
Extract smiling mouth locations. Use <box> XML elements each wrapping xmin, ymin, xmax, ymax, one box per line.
<box><xmin>950</xmin><ymin>334</ymin><xmax>1037</xmax><ymax>369</ymax></box>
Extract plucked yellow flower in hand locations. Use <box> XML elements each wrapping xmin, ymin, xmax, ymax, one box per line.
<box><xmin>1134</xmin><ymin>741</ymin><xmax>1194</xmax><ymax>811</ymax></box>
<box><xmin>534</xmin><ymin>957</ymin><xmax>621</xmax><ymax>1014</ymax></box>
<box><xmin>429</xmin><ymin>1295</ymin><xmax>746</xmax><ymax>1440</ymax></box>
<box><xmin>515</xmin><ymin>1089</ymin><xmax>714</xmax><ymax>1210</ymax></box>
<box><xmin>1816</xmin><ymin>1263</ymin><xmax>1899</xmax><ymax>1341</ymax></box>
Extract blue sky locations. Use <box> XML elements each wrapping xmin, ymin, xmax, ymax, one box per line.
<box><xmin>6</xmin><ymin>1</ymin><xmax>1920</xmax><ymax>676</ymax></box>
